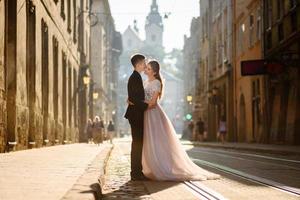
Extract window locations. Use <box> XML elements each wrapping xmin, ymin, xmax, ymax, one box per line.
<box><xmin>53</xmin><ymin>37</ymin><xmax>59</xmax><ymax>122</ymax></box>
<box><xmin>73</xmin><ymin>69</ymin><xmax>77</xmax><ymax>126</ymax></box>
<box><xmin>61</xmin><ymin>0</ymin><xmax>65</xmax><ymax>20</ymax></box>
<box><xmin>291</xmin><ymin>10</ymin><xmax>297</xmax><ymax>32</ymax></box>
<box><xmin>62</xmin><ymin>52</ymin><xmax>67</xmax><ymax>140</ymax></box>
<box><xmin>151</xmin><ymin>34</ymin><xmax>156</xmax><ymax>42</ymax></box>
<box><xmin>218</xmin><ymin>33</ymin><xmax>222</xmax><ymax>66</ymax></box>
<box><xmin>238</xmin><ymin>24</ymin><xmax>245</xmax><ymax>54</ymax></box>
<box><xmin>267</xmin><ymin>0</ymin><xmax>273</xmax><ymax>29</ymax></box>
<box><xmin>223</xmin><ymin>9</ymin><xmax>228</xmax><ymax>59</ymax></box>
<box><xmin>41</xmin><ymin>19</ymin><xmax>49</xmax><ymax>142</ymax></box>
<box><xmin>277</xmin><ymin>0</ymin><xmax>283</xmax><ymax>20</ymax></box>
<box><xmin>73</xmin><ymin>0</ymin><xmax>77</xmax><ymax>42</ymax></box>
<box><xmin>266</xmin><ymin>31</ymin><xmax>272</xmax><ymax>49</ymax></box>
<box><xmin>278</xmin><ymin>22</ymin><xmax>284</xmax><ymax>41</ymax></box>
<box><xmin>256</xmin><ymin>8</ymin><xmax>261</xmax><ymax>41</ymax></box>
<box><xmin>27</xmin><ymin>0</ymin><xmax>36</xmax><ymax>142</ymax></box>
<box><xmin>249</xmin><ymin>14</ymin><xmax>254</xmax><ymax>47</ymax></box>
<box><xmin>290</xmin><ymin>0</ymin><xmax>297</xmax><ymax>10</ymax></box>
<box><xmin>67</xmin><ymin>0</ymin><xmax>71</xmax><ymax>32</ymax></box>
<box><xmin>68</xmin><ymin>66</ymin><xmax>72</xmax><ymax>127</ymax></box>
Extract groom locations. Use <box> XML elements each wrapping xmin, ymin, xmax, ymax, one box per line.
<box><xmin>125</xmin><ymin>54</ymin><xmax>153</xmax><ymax>181</ymax></box>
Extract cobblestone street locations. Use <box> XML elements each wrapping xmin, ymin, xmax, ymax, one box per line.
<box><xmin>101</xmin><ymin>143</ymin><xmax>151</xmax><ymax>200</ymax></box>
<box><xmin>100</xmin><ymin>139</ymin><xmax>300</xmax><ymax>200</ymax></box>
<box><xmin>100</xmin><ymin>140</ymin><xmax>203</xmax><ymax>200</ymax></box>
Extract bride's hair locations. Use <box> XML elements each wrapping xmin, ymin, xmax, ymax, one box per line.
<box><xmin>148</xmin><ymin>60</ymin><xmax>163</xmax><ymax>99</ymax></box>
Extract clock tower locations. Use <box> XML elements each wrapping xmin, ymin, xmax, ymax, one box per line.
<box><xmin>145</xmin><ymin>0</ymin><xmax>164</xmax><ymax>47</ymax></box>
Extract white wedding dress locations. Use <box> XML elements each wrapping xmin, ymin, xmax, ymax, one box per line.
<box><xmin>142</xmin><ymin>79</ymin><xmax>220</xmax><ymax>181</ymax></box>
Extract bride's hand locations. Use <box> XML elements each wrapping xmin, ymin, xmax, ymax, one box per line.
<box><xmin>147</xmin><ymin>102</ymin><xmax>157</xmax><ymax>109</ymax></box>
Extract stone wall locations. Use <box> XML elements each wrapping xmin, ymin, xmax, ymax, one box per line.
<box><xmin>0</xmin><ymin>0</ymin><xmax>90</xmax><ymax>152</ymax></box>
<box><xmin>0</xmin><ymin>0</ymin><xmax>6</xmax><ymax>152</ymax></box>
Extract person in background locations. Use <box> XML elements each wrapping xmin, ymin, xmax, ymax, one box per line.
<box><xmin>93</xmin><ymin>116</ymin><xmax>104</xmax><ymax>145</ymax></box>
<box><xmin>188</xmin><ymin>120</ymin><xmax>195</xmax><ymax>141</ymax></box>
<box><xmin>85</xmin><ymin>118</ymin><xmax>94</xmax><ymax>144</ymax></box>
<box><xmin>218</xmin><ymin>115</ymin><xmax>227</xmax><ymax>144</ymax></box>
<box><xmin>107</xmin><ymin>120</ymin><xmax>115</xmax><ymax>144</ymax></box>
<box><xmin>196</xmin><ymin>117</ymin><xmax>205</xmax><ymax>142</ymax></box>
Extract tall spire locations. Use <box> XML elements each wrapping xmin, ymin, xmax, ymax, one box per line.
<box><xmin>146</xmin><ymin>0</ymin><xmax>163</xmax><ymax>27</ymax></box>
<box><xmin>151</xmin><ymin>0</ymin><xmax>158</xmax><ymax>12</ymax></box>
<box><xmin>152</xmin><ymin>0</ymin><xmax>157</xmax><ymax>6</ymax></box>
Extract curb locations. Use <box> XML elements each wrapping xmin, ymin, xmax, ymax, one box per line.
<box><xmin>186</xmin><ymin>142</ymin><xmax>300</xmax><ymax>156</ymax></box>
<box><xmin>61</xmin><ymin>144</ymin><xmax>114</xmax><ymax>200</ymax></box>
<box><xmin>98</xmin><ymin>144</ymin><xmax>114</xmax><ymax>197</ymax></box>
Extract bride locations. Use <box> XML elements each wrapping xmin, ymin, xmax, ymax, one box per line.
<box><xmin>139</xmin><ymin>60</ymin><xmax>220</xmax><ymax>181</ymax></box>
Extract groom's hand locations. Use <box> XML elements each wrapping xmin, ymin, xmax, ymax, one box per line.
<box><xmin>127</xmin><ymin>98</ymin><xmax>134</xmax><ymax>105</ymax></box>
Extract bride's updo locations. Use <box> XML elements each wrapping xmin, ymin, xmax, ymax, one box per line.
<box><xmin>148</xmin><ymin>60</ymin><xmax>163</xmax><ymax>98</ymax></box>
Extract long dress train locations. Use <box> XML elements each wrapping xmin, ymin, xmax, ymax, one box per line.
<box><xmin>142</xmin><ymin>79</ymin><xmax>220</xmax><ymax>181</ymax></box>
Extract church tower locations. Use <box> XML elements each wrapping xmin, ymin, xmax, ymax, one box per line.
<box><xmin>145</xmin><ymin>0</ymin><xmax>164</xmax><ymax>47</ymax></box>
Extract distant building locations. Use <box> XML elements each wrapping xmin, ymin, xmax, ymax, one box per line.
<box><xmin>145</xmin><ymin>0</ymin><xmax>164</xmax><ymax>47</ymax></box>
<box><xmin>117</xmin><ymin>0</ymin><xmax>183</xmax><ymax>134</ymax></box>
<box><xmin>160</xmin><ymin>70</ymin><xmax>184</xmax><ymax>134</ymax></box>
<box><xmin>183</xmin><ymin>17</ymin><xmax>201</xmax><ymax>127</ymax></box>
<box><xmin>197</xmin><ymin>0</ymin><xmax>234</xmax><ymax>141</ymax></box>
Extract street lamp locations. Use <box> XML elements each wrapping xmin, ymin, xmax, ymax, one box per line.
<box><xmin>186</xmin><ymin>94</ymin><xmax>193</xmax><ymax>103</ymax></box>
<box><xmin>83</xmin><ymin>75</ymin><xmax>90</xmax><ymax>85</ymax></box>
<box><xmin>93</xmin><ymin>91</ymin><xmax>99</xmax><ymax>100</ymax></box>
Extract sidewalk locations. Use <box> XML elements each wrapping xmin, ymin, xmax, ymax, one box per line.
<box><xmin>0</xmin><ymin>143</ymin><xmax>112</xmax><ymax>200</ymax></box>
<box><xmin>100</xmin><ymin>139</ymin><xmax>200</xmax><ymax>200</ymax></box>
<box><xmin>182</xmin><ymin>140</ymin><xmax>300</xmax><ymax>156</ymax></box>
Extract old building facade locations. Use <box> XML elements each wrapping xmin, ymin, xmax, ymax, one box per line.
<box><xmin>233</xmin><ymin>0</ymin><xmax>268</xmax><ymax>143</ymax></box>
<box><xmin>263</xmin><ymin>0</ymin><xmax>300</xmax><ymax>145</ymax></box>
<box><xmin>196</xmin><ymin>0</ymin><xmax>234</xmax><ymax>141</ymax></box>
<box><xmin>183</xmin><ymin>17</ymin><xmax>201</xmax><ymax>126</ymax></box>
<box><xmin>0</xmin><ymin>0</ymin><xmax>91</xmax><ymax>152</ymax></box>
<box><xmin>195</xmin><ymin>0</ymin><xmax>300</xmax><ymax>145</ymax></box>
<box><xmin>90</xmin><ymin>0</ymin><xmax>122</xmax><ymax>130</ymax></box>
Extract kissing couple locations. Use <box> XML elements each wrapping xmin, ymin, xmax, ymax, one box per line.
<box><xmin>125</xmin><ymin>54</ymin><xmax>220</xmax><ymax>181</ymax></box>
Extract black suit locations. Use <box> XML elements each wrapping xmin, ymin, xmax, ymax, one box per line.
<box><xmin>124</xmin><ymin>70</ymin><xmax>148</xmax><ymax>178</ymax></box>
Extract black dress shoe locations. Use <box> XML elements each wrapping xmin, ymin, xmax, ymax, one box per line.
<box><xmin>139</xmin><ymin>174</ymin><xmax>150</xmax><ymax>181</ymax></box>
<box><xmin>131</xmin><ymin>175</ymin><xmax>150</xmax><ymax>181</ymax></box>
<box><xmin>130</xmin><ymin>176</ymin><xmax>141</xmax><ymax>181</ymax></box>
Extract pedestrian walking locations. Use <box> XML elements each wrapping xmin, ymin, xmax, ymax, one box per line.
<box><xmin>93</xmin><ymin>116</ymin><xmax>104</xmax><ymax>145</ymax></box>
<box><xmin>107</xmin><ymin>120</ymin><xmax>115</xmax><ymax>144</ymax></box>
<box><xmin>218</xmin><ymin>115</ymin><xmax>227</xmax><ymax>143</ymax></box>
<box><xmin>196</xmin><ymin>117</ymin><xmax>205</xmax><ymax>142</ymax></box>
<box><xmin>188</xmin><ymin>120</ymin><xmax>195</xmax><ymax>141</ymax></box>
<box><xmin>85</xmin><ymin>118</ymin><xmax>94</xmax><ymax>143</ymax></box>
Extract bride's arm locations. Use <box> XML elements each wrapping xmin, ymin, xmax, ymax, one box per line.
<box><xmin>145</xmin><ymin>91</ymin><xmax>159</xmax><ymax>109</ymax></box>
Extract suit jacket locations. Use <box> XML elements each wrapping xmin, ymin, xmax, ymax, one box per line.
<box><xmin>124</xmin><ymin>70</ymin><xmax>148</xmax><ymax>123</ymax></box>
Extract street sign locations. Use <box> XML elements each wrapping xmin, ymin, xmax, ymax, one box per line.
<box><xmin>241</xmin><ymin>59</ymin><xmax>285</xmax><ymax>76</ymax></box>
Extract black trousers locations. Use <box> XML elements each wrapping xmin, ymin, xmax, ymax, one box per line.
<box><xmin>129</xmin><ymin>119</ymin><xmax>144</xmax><ymax>178</ymax></box>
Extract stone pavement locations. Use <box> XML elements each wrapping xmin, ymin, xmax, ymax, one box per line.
<box><xmin>0</xmin><ymin>143</ymin><xmax>112</xmax><ymax>200</ymax></box>
<box><xmin>100</xmin><ymin>140</ymin><xmax>200</xmax><ymax>200</ymax></box>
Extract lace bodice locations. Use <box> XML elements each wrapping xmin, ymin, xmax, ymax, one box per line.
<box><xmin>144</xmin><ymin>79</ymin><xmax>161</xmax><ymax>101</ymax></box>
